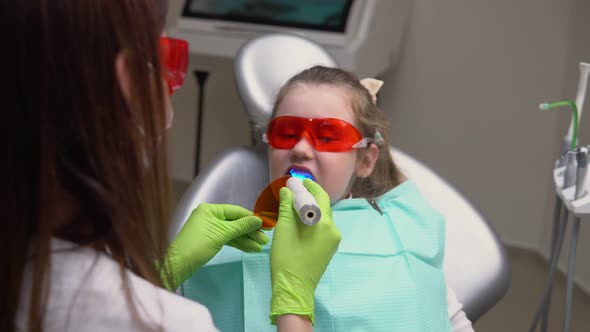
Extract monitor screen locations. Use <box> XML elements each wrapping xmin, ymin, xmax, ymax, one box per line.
<box><xmin>182</xmin><ymin>0</ymin><xmax>354</xmax><ymax>33</ymax></box>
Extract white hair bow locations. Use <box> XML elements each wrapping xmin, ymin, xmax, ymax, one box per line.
<box><xmin>359</xmin><ymin>78</ymin><xmax>384</xmax><ymax>104</ymax></box>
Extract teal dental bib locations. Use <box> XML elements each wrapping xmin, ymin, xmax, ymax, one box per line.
<box><xmin>183</xmin><ymin>180</ymin><xmax>452</xmax><ymax>331</ymax></box>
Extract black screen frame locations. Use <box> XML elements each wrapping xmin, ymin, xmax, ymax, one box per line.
<box><xmin>181</xmin><ymin>0</ymin><xmax>355</xmax><ymax>33</ymax></box>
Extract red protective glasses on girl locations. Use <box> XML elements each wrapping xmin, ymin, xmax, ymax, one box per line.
<box><xmin>159</xmin><ymin>37</ymin><xmax>188</xmax><ymax>95</ymax></box>
<box><xmin>263</xmin><ymin>116</ymin><xmax>373</xmax><ymax>152</ymax></box>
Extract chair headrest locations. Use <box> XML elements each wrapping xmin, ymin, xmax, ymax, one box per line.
<box><xmin>234</xmin><ymin>33</ymin><xmax>337</xmax><ymax>141</ymax></box>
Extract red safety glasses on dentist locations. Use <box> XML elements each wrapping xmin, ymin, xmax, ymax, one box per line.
<box><xmin>263</xmin><ymin>116</ymin><xmax>374</xmax><ymax>152</ymax></box>
<box><xmin>160</xmin><ymin>37</ymin><xmax>188</xmax><ymax>95</ymax></box>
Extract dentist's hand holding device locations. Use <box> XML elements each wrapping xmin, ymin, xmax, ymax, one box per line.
<box><xmin>270</xmin><ymin>176</ymin><xmax>340</xmax><ymax>324</ymax></box>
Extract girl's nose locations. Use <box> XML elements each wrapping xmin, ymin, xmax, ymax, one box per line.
<box><xmin>290</xmin><ymin>132</ymin><xmax>315</xmax><ymax>159</ymax></box>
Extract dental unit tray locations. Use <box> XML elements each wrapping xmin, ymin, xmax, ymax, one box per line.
<box><xmin>553</xmin><ymin>163</ymin><xmax>590</xmax><ymax>215</ymax></box>
<box><xmin>530</xmin><ymin>62</ymin><xmax>590</xmax><ymax>332</ymax></box>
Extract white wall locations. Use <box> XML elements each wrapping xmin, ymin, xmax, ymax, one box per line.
<box><xmin>382</xmin><ymin>0</ymin><xmax>590</xmax><ymax>291</ymax></box>
<box><xmin>166</xmin><ymin>1</ymin><xmax>251</xmax><ymax>182</ymax></box>
<box><xmin>166</xmin><ymin>0</ymin><xmax>590</xmax><ymax>291</ymax></box>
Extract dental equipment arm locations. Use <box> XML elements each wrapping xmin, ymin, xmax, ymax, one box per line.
<box><xmin>566</xmin><ymin>63</ymin><xmax>590</xmax><ymax>142</ymax></box>
<box><xmin>531</xmin><ymin>84</ymin><xmax>589</xmax><ymax>330</ymax></box>
<box><xmin>575</xmin><ymin>147</ymin><xmax>588</xmax><ymax>199</ymax></box>
<box><xmin>540</xmin><ymin>100</ymin><xmax>579</xmax><ymax>150</ymax></box>
<box><xmin>540</xmin><ymin>101</ymin><xmax>579</xmax><ymax>184</ymax></box>
<box><xmin>562</xmin><ymin>147</ymin><xmax>588</xmax><ymax>332</ymax></box>
<box><xmin>554</xmin><ymin>63</ymin><xmax>590</xmax><ymax>166</ymax></box>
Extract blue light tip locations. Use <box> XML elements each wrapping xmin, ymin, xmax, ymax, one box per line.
<box><xmin>289</xmin><ymin>168</ymin><xmax>315</xmax><ymax>181</ymax></box>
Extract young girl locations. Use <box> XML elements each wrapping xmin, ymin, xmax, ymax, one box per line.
<box><xmin>183</xmin><ymin>66</ymin><xmax>473</xmax><ymax>331</ymax></box>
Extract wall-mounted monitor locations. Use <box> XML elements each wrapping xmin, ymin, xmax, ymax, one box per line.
<box><xmin>172</xmin><ymin>0</ymin><xmax>410</xmax><ymax>77</ymax></box>
<box><xmin>182</xmin><ymin>1</ymin><xmax>352</xmax><ymax>33</ymax></box>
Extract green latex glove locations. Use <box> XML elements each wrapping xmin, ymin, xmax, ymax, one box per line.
<box><xmin>163</xmin><ymin>203</ymin><xmax>268</xmax><ymax>291</ymax></box>
<box><xmin>269</xmin><ymin>179</ymin><xmax>342</xmax><ymax>325</ymax></box>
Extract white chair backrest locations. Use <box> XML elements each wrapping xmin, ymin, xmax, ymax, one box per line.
<box><xmin>234</xmin><ymin>33</ymin><xmax>336</xmax><ymax>136</ymax></box>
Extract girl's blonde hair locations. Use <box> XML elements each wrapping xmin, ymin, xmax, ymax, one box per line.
<box><xmin>271</xmin><ymin>65</ymin><xmax>405</xmax><ymax>198</ymax></box>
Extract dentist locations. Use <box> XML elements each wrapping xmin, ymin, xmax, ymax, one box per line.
<box><xmin>2</xmin><ymin>0</ymin><xmax>340</xmax><ymax>331</ymax></box>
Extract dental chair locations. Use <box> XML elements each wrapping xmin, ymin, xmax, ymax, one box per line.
<box><xmin>170</xmin><ymin>33</ymin><xmax>510</xmax><ymax>322</ymax></box>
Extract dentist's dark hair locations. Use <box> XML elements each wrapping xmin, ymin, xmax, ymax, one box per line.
<box><xmin>2</xmin><ymin>0</ymin><xmax>171</xmax><ymax>331</ymax></box>
<box><xmin>271</xmin><ymin>65</ymin><xmax>405</xmax><ymax>198</ymax></box>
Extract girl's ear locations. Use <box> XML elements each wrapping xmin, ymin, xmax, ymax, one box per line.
<box><xmin>355</xmin><ymin>143</ymin><xmax>379</xmax><ymax>178</ymax></box>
